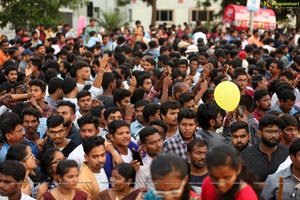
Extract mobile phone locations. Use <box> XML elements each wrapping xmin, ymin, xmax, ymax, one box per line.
<box><xmin>237</xmin><ymin>105</ymin><xmax>244</xmax><ymax>118</ymax></box>
<box><xmin>132</xmin><ymin>150</ymin><xmax>143</xmax><ymax>166</ymax></box>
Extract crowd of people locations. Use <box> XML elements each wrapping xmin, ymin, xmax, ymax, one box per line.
<box><xmin>0</xmin><ymin>17</ymin><xmax>300</xmax><ymax>200</ymax></box>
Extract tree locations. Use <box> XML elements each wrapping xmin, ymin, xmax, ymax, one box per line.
<box><xmin>0</xmin><ymin>0</ymin><xmax>80</xmax><ymax>29</ymax></box>
<box><xmin>142</xmin><ymin>0</ymin><xmax>157</xmax><ymax>26</ymax></box>
<box><xmin>97</xmin><ymin>10</ymin><xmax>127</xmax><ymax>34</ymax></box>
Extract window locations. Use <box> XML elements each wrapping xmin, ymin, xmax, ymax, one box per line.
<box><xmin>156</xmin><ymin>10</ymin><xmax>173</xmax><ymax>21</ymax></box>
<box><xmin>191</xmin><ymin>10</ymin><xmax>213</xmax><ymax>21</ymax></box>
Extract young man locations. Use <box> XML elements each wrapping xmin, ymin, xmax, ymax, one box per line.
<box><xmin>96</xmin><ymin>72</ymin><xmax>116</xmax><ymax>108</ymax></box>
<box><xmin>135</xmin><ymin>126</ymin><xmax>163</xmax><ymax>190</ymax></box>
<box><xmin>197</xmin><ymin>102</ymin><xmax>228</xmax><ymax>149</ymax></box>
<box><xmin>113</xmin><ymin>89</ymin><xmax>131</xmax><ymax>115</ymax></box>
<box><xmin>262</xmin><ymin>139</ymin><xmax>300</xmax><ymax>199</ymax></box>
<box><xmin>230</xmin><ymin>121</ymin><xmax>251</xmax><ymax>152</ymax></box>
<box><xmin>143</xmin><ymin>103</ymin><xmax>161</xmax><ymax>124</ymax></box>
<box><xmin>272</xmin><ymin>89</ymin><xmax>299</xmax><ymax>115</ymax></box>
<box><xmin>3</xmin><ymin>66</ymin><xmax>19</xmax><ymax>92</ymax></box>
<box><xmin>178</xmin><ymin>92</ymin><xmax>196</xmax><ymax>111</ymax></box>
<box><xmin>279</xmin><ymin>114</ymin><xmax>299</xmax><ymax>147</ymax></box>
<box><xmin>102</xmin><ymin>107</ymin><xmax>123</xmax><ymax>138</ymax></box>
<box><xmin>241</xmin><ymin>114</ymin><xmax>289</xmax><ymax>189</ymax></box>
<box><xmin>77</xmin><ymin>136</ymin><xmax>108</xmax><ymax>199</ymax></box>
<box><xmin>74</xmin><ymin>90</ymin><xmax>92</xmax><ymax>128</ymax></box>
<box><xmin>45</xmin><ymin>115</ymin><xmax>77</xmax><ymax>157</ymax></box>
<box><xmin>187</xmin><ymin>139</ymin><xmax>208</xmax><ymax>195</ymax></box>
<box><xmin>45</xmin><ymin>77</ymin><xmax>63</xmax><ymax>107</ymax></box>
<box><xmin>163</xmin><ymin>108</ymin><xmax>202</xmax><ymax>161</ymax></box>
<box><xmin>27</xmin><ymin>56</ymin><xmax>45</xmax><ymax>81</ymax></box>
<box><xmin>0</xmin><ymin>113</ymin><xmax>25</xmax><ymax>161</ymax></box>
<box><xmin>62</xmin><ymin>77</ymin><xmax>79</xmax><ymax>111</ymax></box>
<box><xmin>234</xmin><ymin>69</ymin><xmax>254</xmax><ymax>97</ymax></box>
<box><xmin>57</xmin><ymin>100</ymin><xmax>82</xmax><ymax>146</ymax></box>
<box><xmin>269</xmin><ymin>60</ymin><xmax>284</xmax><ymax>81</ymax></box>
<box><xmin>160</xmin><ymin>101</ymin><xmax>180</xmax><ymax>138</ymax></box>
<box><xmin>0</xmin><ymin>160</ymin><xmax>35</xmax><ymax>200</ymax></box>
<box><xmin>21</xmin><ymin>107</ymin><xmax>42</xmax><ymax>158</ymax></box>
<box><xmin>130</xmin><ymin>100</ymin><xmax>148</xmax><ymax>139</ymax></box>
<box><xmin>73</xmin><ymin>61</ymin><xmax>92</xmax><ymax>92</ymax></box>
<box><xmin>104</xmin><ymin>120</ymin><xmax>139</xmax><ymax>180</ymax></box>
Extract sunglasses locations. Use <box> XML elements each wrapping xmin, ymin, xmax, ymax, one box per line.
<box><xmin>153</xmin><ymin>180</ymin><xmax>186</xmax><ymax>198</ymax></box>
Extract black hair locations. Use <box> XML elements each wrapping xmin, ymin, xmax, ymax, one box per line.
<box><xmin>4</xmin><ymin>65</ymin><xmax>18</xmax><ymax>76</ymax></box>
<box><xmin>259</xmin><ymin>114</ymin><xmax>283</xmax><ymax>131</ymax></box>
<box><xmin>160</xmin><ymin>101</ymin><xmax>180</xmax><ymax>116</ymax></box>
<box><xmin>230</xmin><ymin>121</ymin><xmax>249</xmax><ymax>134</ymax></box>
<box><xmin>57</xmin><ymin>100</ymin><xmax>76</xmax><ymax>114</ymax></box>
<box><xmin>280</xmin><ymin>114</ymin><xmax>298</xmax><ymax>129</ymax></box>
<box><xmin>29</xmin><ymin>56</ymin><xmax>43</xmax><ymax>71</ymax></box>
<box><xmin>89</xmin><ymin>106</ymin><xmax>105</xmax><ymax>118</ymax></box>
<box><xmin>0</xmin><ymin>112</ymin><xmax>22</xmax><ymax>142</ymax></box>
<box><xmin>29</xmin><ymin>79</ymin><xmax>46</xmax><ymax>93</ymax></box>
<box><xmin>56</xmin><ymin>159</ymin><xmax>78</xmax><ymax>177</ymax></box>
<box><xmin>254</xmin><ymin>89</ymin><xmax>269</xmax><ymax>102</ymax></box>
<box><xmin>131</xmin><ymin>88</ymin><xmax>145</xmax><ymax>105</ymax></box>
<box><xmin>143</xmin><ymin>103</ymin><xmax>161</xmax><ymax>123</ymax></box>
<box><xmin>77</xmin><ymin>113</ymin><xmax>99</xmax><ymax>129</ymax></box>
<box><xmin>113</xmin><ymin>163</ymin><xmax>136</xmax><ymax>188</ymax></box>
<box><xmin>240</xmin><ymin>94</ymin><xmax>254</xmax><ymax>113</ymax></box>
<box><xmin>108</xmin><ymin>120</ymin><xmax>129</xmax><ymax>135</ymax></box>
<box><xmin>197</xmin><ymin>102</ymin><xmax>221</xmax><ymax>130</ymax></box>
<box><xmin>279</xmin><ymin>70</ymin><xmax>294</xmax><ymax>81</ymax></box>
<box><xmin>178</xmin><ymin>92</ymin><xmax>195</xmax><ymax>107</ymax></box>
<box><xmin>6</xmin><ymin>142</ymin><xmax>29</xmax><ymax>162</ymax></box>
<box><xmin>290</xmin><ymin>138</ymin><xmax>300</xmax><ymax>156</ymax></box>
<box><xmin>178</xmin><ymin>108</ymin><xmax>197</xmax><ymax>123</ymax></box>
<box><xmin>76</xmin><ymin>90</ymin><xmax>91</xmax><ymax>100</ymax></box>
<box><xmin>278</xmin><ymin>89</ymin><xmax>296</xmax><ymax>102</ymax></box>
<box><xmin>134</xmin><ymin>100</ymin><xmax>148</xmax><ymax>109</ymax></box>
<box><xmin>62</xmin><ymin>78</ymin><xmax>77</xmax><ymax>94</ymax></box>
<box><xmin>40</xmin><ymin>147</ymin><xmax>62</xmax><ymax>180</ymax></box>
<box><xmin>251</xmin><ymin>74</ymin><xmax>264</xmax><ymax>90</ymax></box>
<box><xmin>139</xmin><ymin>126</ymin><xmax>159</xmax><ymax>144</ymax></box>
<box><xmin>271</xmin><ymin>60</ymin><xmax>284</xmax><ymax>71</ymax></box>
<box><xmin>83</xmin><ymin>136</ymin><xmax>105</xmax><ymax>155</ymax></box>
<box><xmin>103</xmin><ymin>107</ymin><xmax>122</xmax><ymax>121</ymax></box>
<box><xmin>48</xmin><ymin>77</ymin><xmax>63</xmax><ymax>94</ymax></box>
<box><xmin>47</xmin><ymin>115</ymin><xmax>64</xmax><ymax>129</ymax></box>
<box><xmin>21</xmin><ymin>107</ymin><xmax>41</xmax><ymax>121</ymax></box>
<box><xmin>113</xmin><ymin>89</ymin><xmax>131</xmax><ymax>106</ymax></box>
<box><xmin>102</xmin><ymin>72</ymin><xmax>116</xmax><ymax>91</ymax></box>
<box><xmin>0</xmin><ymin>160</ymin><xmax>26</xmax><ymax>182</ymax></box>
<box><xmin>187</xmin><ymin>139</ymin><xmax>207</xmax><ymax>153</ymax></box>
<box><xmin>137</xmin><ymin>74</ymin><xmax>151</xmax><ymax>88</ymax></box>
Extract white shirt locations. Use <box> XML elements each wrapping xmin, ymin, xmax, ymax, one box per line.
<box><xmin>0</xmin><ymin>192</ymin><xmax>36</xmax><ymax>200</ymax></box>
<box><xmin>94</xmin><ymin>169</ymin><xmax>109</xmax><ymax>191</ymax></box>
<box><xmin>63</xmin><ymin>97</ymin><xmax>79</xmax><ymax>111</ymax></box>
<box><xmin>120</xmin><ymin>148</ymin><xmax>133</xmax><ymax>163</ymax></box>
<box><xmin>276</xmin><ymin>156</ymin><xmax>292</xmax><ymax>173</ymax></box>
<box><xmin>74</xmin><ymin>110</ymin><xmax>83</xmax><ymax>129</ymax></box>
<box><xmin>68</xmin><ymin>144</ymin><xmax>85</xmax><ymax>167</ymax></box>
<box><xmin>134</xmin><ymin>154</ymin><xmax>154</xmax><ymax>190</ymax></box>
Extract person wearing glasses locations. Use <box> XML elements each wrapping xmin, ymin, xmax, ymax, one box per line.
<box><xmin>144</xmin><ymin>153</ymin><xmax>200</xmax><ymax>200</ymax></box>
<box><xmin>241</xmin><ymin>114</ymin><xmax>289</xmax><ymax>191</ymax></box>
<box><xmin>99</xmin><ymin>163</ymin><xmax>141</xmax><ymax>200</ymax></box>
<box><xmin>5</xmin><ymin>142</ymin><xmax>37</xmax><ymax>197</ymax></box>
<box><xmin>36</xmin><ymin>148</ymin><xmax>65</xmax><ymax>199</ymax></box>
<box><xmin>201</xmin><ymin>145</ymin><xmax>258</xmax><ymax>200</ymax></box>
<box><xmin>44</xmin><ymin>115</ymin><xmax>77</xmax><ymax>157</ymax></box>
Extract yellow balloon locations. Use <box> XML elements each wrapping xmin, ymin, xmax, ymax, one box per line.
<box><xmin>214</xmin><ymin>81</ymin><xmax>241</xmax><ymax>111</ymax></box>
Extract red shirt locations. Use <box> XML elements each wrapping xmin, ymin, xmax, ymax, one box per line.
<box><xmin>201</xmin><ymin>176</ymin><xmax>258</xmax><ymax>200</ymax></box>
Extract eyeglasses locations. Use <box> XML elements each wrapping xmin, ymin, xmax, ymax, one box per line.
<box><xmin>263</xmin><ymin>129</ymin><xmax>281</xmax><ymax>135</ymax></box>
<box><xmin>22</xmin><ymin>153</ymin><xmax>35</xmax><ymax>162</ymax></box>
<box><xmin>153</xmin><ymin>180</ymin><xmax>186</xmax><ymax>198</ymax></box>
<box><xmin>49</xmin><ymin>129</ymin><xmax>65</xmax><ymax>135</ymax></box>
<box><xmin>50</xmin><ymin>158</ymin><xmax>65</xmax><ymax>165</ymax></box>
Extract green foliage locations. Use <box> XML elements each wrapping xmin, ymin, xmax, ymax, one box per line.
<box><xmin>97</xmin><ymin>10</ymin><xmax>127</xmax><ymax>34</ymax></box>
<box><xmin>0</xmin><ymin>0</ymin><xmax>81</xmax><ymax>29</ymax></box>
<box><xmin>117</xmin><ymin>0</ymin><xmax>131</xmax><ymax>6</ymax></box>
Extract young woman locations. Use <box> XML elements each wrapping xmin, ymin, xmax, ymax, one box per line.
<box><xmin>99</xmin><ymin>163</ymin><xmax>141</xmax><ymax>200</ymax></box>
<box><xmin>201</xmin><ymin>145</ymin><xmax>258</xmax><ymax>200</ymax></box>
<box><xmin>143</xmin><ymin>153</ymin><xmax>200</xmax><ymax>200</ymax></box>
<box><xmin>36</xmin><ymin>148</ymin><xmax>65</xmax><ymax>199</ymax></box>
<box><xmin>6</xmin><ymin>142</ymin><xmax>37</xmax><ymax>196</ymax></box>
<box><xmin>41</xmin><ymin>159</ymin><xmax>87</xmax><ymax>200</ymax></box>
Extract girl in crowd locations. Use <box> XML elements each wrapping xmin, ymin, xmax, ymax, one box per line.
<box><xmin>41</xmin><ymin>159</ymin><xmax>87</xmax><ymax>200</ymax></box>
<box><xmin>6</xmin><ymin>142</ymin><xmax>37</xmax><ymax>197</ymax></box>
<box><xmin>143</xmin><ymin>153</ymin><xmax>200</xmax><ymax>200</ymax></box>
<box><xmin>201</xmin><ymin>144</ymin><xmax>258</xmax><ymax>200</ymax></box>
<box><xmin>99</xmin><ymin>163</ymin><xmax>141</xmax><ymax>200</ymax></box>
<box><xmin>36</xmin><ymin>148</ymin><xmax>65</xmax><ymax>199</ymax></box>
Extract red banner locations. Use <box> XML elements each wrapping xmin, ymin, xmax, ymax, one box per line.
<box><xmin>178</xmin><ymin>0</ymin><xmax>184</xmax><ymax>3</ymax></box>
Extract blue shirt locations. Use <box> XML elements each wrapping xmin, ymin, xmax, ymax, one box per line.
<box><xmin>0</xmin><ymin>142</ymin><xmax>10</xmax><ymax>161</ymax></box>
<box><xmin>24</xmin><ymin>132</ymin><xmax>42</xmax><ymax>158</ymax></box>
<box><xmin>130</xmin><ymin>120</ymin><xmax>144</xmax><ymax>139</ymax></box>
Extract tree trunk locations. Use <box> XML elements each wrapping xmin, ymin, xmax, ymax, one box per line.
<box><xmin>151</xmin><ymin>0</ymin><xmax>157</xmax><ymax>26</ymax></box>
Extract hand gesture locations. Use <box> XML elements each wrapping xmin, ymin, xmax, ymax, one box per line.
<box><xmin>99</xmin><ymin>54</ymin><xmax>109</xmax><ymax>69</ymax></box>
<box><xmin>125</xmin><ymin>103</ymin><xmax>135</xmax><ymax>120</ymax></box>
<box><xmin>130</xmin><ymin>76</ymin><xmax>137</xmax><ymax>87</ymax></box>
<box><xmin>36</xmin><ymin>183</ymin><xmax>48</xmax><ymax>200</ymax></box>
<box><xmin>25</xmin><ymin>65</ymin><xmax>33</xmax><ymax>77</ymax></box>
<box><xmin>130</xmin><ymin>160</ymin><xmax>141</xmax><ymax>172</ymax></box>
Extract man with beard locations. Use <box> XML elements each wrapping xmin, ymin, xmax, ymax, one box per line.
<box><xmin>241</xmin><ymin>114</ymin><xmax>289</xmax><ymax>190</ymax></box>
<box><xmin>77</xmin><ymin>136</ymin><xmax>108</xmax><ymax>199</ymax></box>
<box><xmin>3</xmin><ymin>66</ymin><xmax>19</xmax><ymax>93</ymax></box>
<box><xmin>163</xmin><ymin>108</ymin><xmax>202</xmax><ymax>161</ymax></box>
<box><xmin>21</xmin><ymin>107</ymin><xmax>42</xmax><ymax>158</ymax></box>
<box><xmin>130</xmin><ymin>100</ymin><xmax>149</xmax><ymax>139</ymax></box>
<box><xmin>248</xmin><ymin>89</ymin><xmax>271</xmax><ymax>145</ymax></box>
<box><xmin>197</xmin><ymin>102</ymin><xmax>229</xmax><ymax>150</ymax></box>
<box><xmin>187</xmin><ymin>139</ymin><xmax>208</xmax><ymax>195</ymax></box>
<box><xmin>230</xmin><ymin>121</ymin><xmax>251</xmax><ymax>152</ymax></box>
<box><xmin>74</xmin><ymin>90</ymin><xmax>92</xmax><ymax>128</ymax></box>
<box><xmin>57</xmin><ymin>100</ymin><xmax>82</xmax><ymax>146</ymax></box>
<box><xmin>135</xmin><ymin>126</ymin><xmax>163</xmax><ymax>190</ymax></box>
<box><xmin>44</xmin><ymin>115</ymin><xmax>77</xmax><ymax>157</ymax></box>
